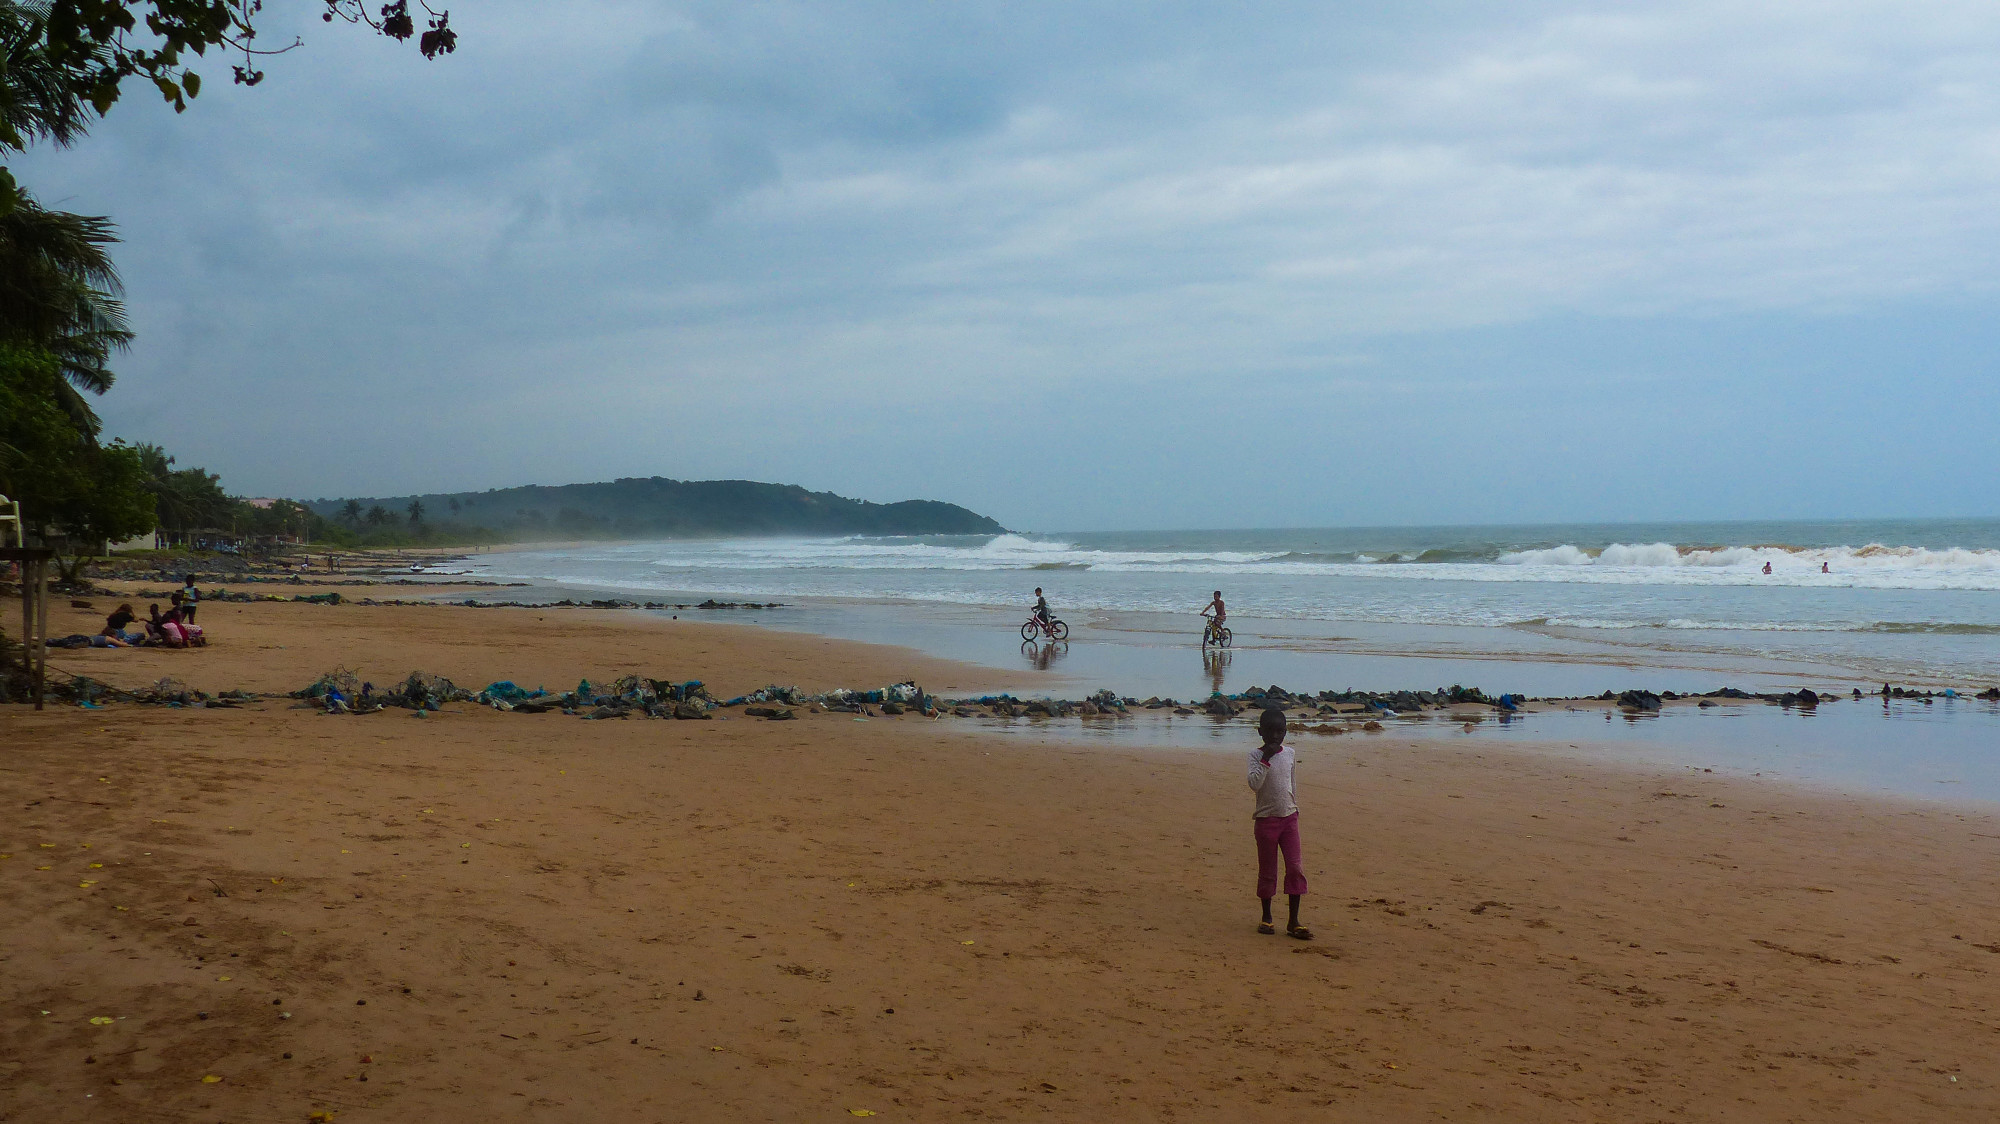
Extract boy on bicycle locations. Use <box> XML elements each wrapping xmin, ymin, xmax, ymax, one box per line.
<box><xmin>1201</xmin><ymin>590</ymin><xmax>1226</xmax><ymax>635</ymax></box>
<box><xmin>1033</xmin><ymin>587</ymin><xmax>1051</xmax><ymax>628</ymax></box>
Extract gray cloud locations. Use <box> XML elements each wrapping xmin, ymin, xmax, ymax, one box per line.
<box><xmin>14</xmin><ymin>0</ymin><xmax>2000</xmax><ymax>527</ymax></box>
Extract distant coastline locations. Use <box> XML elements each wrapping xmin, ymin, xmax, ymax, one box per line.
<box><xmin>306</xmin><ymin>476</ymin><xmax>1006</xmax><ymax>543</ymax></box>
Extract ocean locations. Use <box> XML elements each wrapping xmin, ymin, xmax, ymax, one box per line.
<box><xmin>431</xmin><ymin>518</ymin><xmax>2000</xmax><ymax>802</ymax></box>
<box><xmin>442</xmin><ymin>518</ymin><xmax>2000</xmax><ymax>688</ymax></box>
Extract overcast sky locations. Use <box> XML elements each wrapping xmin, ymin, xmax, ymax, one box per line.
<box><xmin>19</xmin><ymin>1</ymin><xmax>2000</xmax><ymax>530</ymax></box>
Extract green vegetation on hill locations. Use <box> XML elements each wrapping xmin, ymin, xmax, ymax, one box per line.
<box><xmin>307</xmin><ymin>477</ymin><xmax>1007</xmax><ymax>541</ymax></box>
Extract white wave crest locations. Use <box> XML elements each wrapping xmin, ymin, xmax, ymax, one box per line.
<box><xmin>1498</xmin><ymin>540</ymin><xmax>2000</xmax><ymax>575</ymax></box>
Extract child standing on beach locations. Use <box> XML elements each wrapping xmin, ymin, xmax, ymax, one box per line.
<box><xmin>1247</xmin><ymin>706</ymin><xmax>1313</xmax><ymax>939</ymax></box>
<box><xmin>181</xmin><ymin>575</ymin><xmax>200</xmax><ymax>623</ymax></box>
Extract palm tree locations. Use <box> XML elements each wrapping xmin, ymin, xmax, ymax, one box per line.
<box><xmin>340</xmin><ymin>499</ymin><xmax>363</xmax><ymax>525</ymax></box>
<box><xmin>365</xmin><ymin>505</ymin><xmax>389</xmax><ymax>527</ymax></box>
<box><xmin>0</xmin><ymin>2</ymin><xmax>104</xmax><ymax>154</ymax></box>
<box><xmin>406</xmin><ymin>499</ymin><xmax>424</xmax><ymax>524</ymax></box>
<box><xmin>0</xmin><ymin>187</ymin><xmax>131</xmax><ymax>436</ymax></box>
<box><xmin>0</xmin><ymin>6</ymin><xmax>126</xmax><ymax>436</ymax></box>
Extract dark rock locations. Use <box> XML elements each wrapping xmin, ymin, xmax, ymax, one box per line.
<box><xmin>880</xmin><ymin>702</ymin><xmax>905</xmax><ymax>715</ymax></box>
<box><xmin>673</xmin><ymin>702</ymin><xmax>711</xmax><ymax>720</ymax></box>
<box><xmin>1616</xmin><ymin>690</ymin><xmax>1662</xmax><ymax>712</ymax></box>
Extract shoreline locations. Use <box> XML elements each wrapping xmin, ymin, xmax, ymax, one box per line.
<box><xmin>6</xmin><ymin>596</ymin><xmax>2000</xmax><ymax>1120</ymax></box>
<box><xmin>430</xmin><ymin>529</ymin><xmax>2000</xmax><ymax>695</ymax></box>
<box><xmin>36</xmin><ymin>581</ymin><xmax>2000</xmax><ymax>806</ymax></box>
<box><xmin>416</xmin><ymin>558</ymin><xmax>2000</xmax><ymax>694</ymax></box>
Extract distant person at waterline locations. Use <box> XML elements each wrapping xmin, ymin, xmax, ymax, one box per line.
<box><xmin>1763</xmin><ymin>561</ymin><xmax>1773</xmax><ymax>575</ymax></box>
<box><xmin>1247</xmin><ymin>706</ymin><xmax>1313</xmax><ymax>940</ymax></box>
<box><xmin>1822</xmin><ymin>561</ymin><xmax>1831</xmax><ymax>574</ymax></box>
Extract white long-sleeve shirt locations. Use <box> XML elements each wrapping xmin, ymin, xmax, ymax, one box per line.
<box><xmin>1246</xmin><ymin>744</ymin><xmax>1298</xmax><ymax>818</ymax></box>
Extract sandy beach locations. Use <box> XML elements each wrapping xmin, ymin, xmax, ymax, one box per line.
<box><xmin>6</xmin><ymin>595</ymin><xmax>2000</xmax><ymax>1122</ymax></box>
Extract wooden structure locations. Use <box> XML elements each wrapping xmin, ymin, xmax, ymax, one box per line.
<box><xmin>2</xmin><ymin>547</ymin><xmax>54</xmax><ymax>710</ymax></box>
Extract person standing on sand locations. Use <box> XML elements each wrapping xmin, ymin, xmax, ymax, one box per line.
<box><xmin>181</xmin><ymin>575</ymin><xmax>200</xmax><ymax>623</ymax></box>
<box><xmin>1248</xmin><ymin>706</ymin><xmax>1313</xmax><ymax>940</ymax></box>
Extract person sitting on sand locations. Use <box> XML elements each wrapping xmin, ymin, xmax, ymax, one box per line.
<box><xmin>156</xmin><ymin>604</ymin><xmax>189</xmax><ymax>648</ymax></box>
<box><xmin>1248</xmin><ymin>706</ymin><xmax>1312</xmax><ymax>940</ymax></box>
<box><xmin>180</xmin><ymin>575</ymin><xmax>200</xmax><ymax>623</ymax></box>
<box><xmin>157</xmin><ymin>599</ymin><xmax>203</xmax><ymax>648</ymax></box>
<box><xmin>91</xmin><ymin>603</ymin><xmax>140</xmax><ymax>647</ymax></box>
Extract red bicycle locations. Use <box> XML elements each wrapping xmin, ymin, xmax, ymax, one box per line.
<box><xmin>1021</xmin><ymin>613</ymin><xmax>1070</xmax><ymax>642</ymax></box>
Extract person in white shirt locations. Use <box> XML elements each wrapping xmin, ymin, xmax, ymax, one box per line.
<box><xmin>1247</xmin><ymin>706</ymin><xmax>1312</xmax><ymax>939</ymax></box>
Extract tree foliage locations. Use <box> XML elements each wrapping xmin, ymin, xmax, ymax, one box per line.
<box><xmin>11</xmin><ymin>1</ymin><xmax>455</xmax><ymax>124</ymax></box>
<box><xmin>0</xmin><ymin>182</ymin><xmax>131</xmax><ymax>434</ymax></box>
<box><xmin>0</xmin><ymin>342</ymin><xmax>155</xmax><ymax>578</ymax></box>
<box><xmin>0</xmin><ymin>0</ymin><xmax>110</xmax><ymax>152</ymax></box>
<box><xmin>135</xmin><ymin>440</ymin><xmax>232</xmax><ymax>530</ymax></box>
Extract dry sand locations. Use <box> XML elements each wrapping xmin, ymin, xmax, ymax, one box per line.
<box><xmin>5</xmin><ymin>597</ymin><xmax>2000</xmax><ymax>1122</ymax></box>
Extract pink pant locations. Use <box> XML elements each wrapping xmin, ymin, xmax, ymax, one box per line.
<box><xmin>1254</xmin><ymin>812</ymin><xmax>1308</xmax><ymax>898</ymax></box>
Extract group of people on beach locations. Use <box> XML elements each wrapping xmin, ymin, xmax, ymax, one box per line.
<box><xmin>90</xmin><ymin>576</ymin><xmax>204</xmax><ymax>649</ymax></box>
<box><xmin>1033</xmin><ymin>585</ymin><xmax>1310</xmax><ymax>939</ymax></box>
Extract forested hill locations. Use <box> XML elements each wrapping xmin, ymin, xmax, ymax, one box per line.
<box><xmin>306</xmin><ymin>477</ymin><xmax>1007</xmax><ymax>540</ymax></box>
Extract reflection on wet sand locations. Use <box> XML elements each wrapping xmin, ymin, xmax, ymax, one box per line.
<box><xmin>1203</xmin><ymin>646</ymin><xmax>1232</xmax><ymax>695</ymax></box>
<box><xmin>959</xmin><ymin>696</ymin><xmax>2000</xmax><ymax>804</ymax></box>
<box><xmin>1021</xmin><ymin>639</ymin><xmax>1067</xmax><ymax>671</ymax></box>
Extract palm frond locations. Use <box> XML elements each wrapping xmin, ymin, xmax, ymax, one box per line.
<box><xmin>0</xmin><ymin>1</ymin><xmax>106</xmax><ymax>152</ymax></box>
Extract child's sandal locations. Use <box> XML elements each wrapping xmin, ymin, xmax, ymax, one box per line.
<box><xmin>1257</xmin><ymin>922</ymin><xmax>1276</xmax><ymax>935</ymax></box>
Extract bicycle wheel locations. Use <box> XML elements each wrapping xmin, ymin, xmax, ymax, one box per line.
<box><xmin>1218</xmin><ymin>627</ymin><xmax>1232</xmax><ymax>648</ymax></box>
<box><xmin>1021</xmin><ymin>621</ymin><xmax>1039</xmax><ymax>642</ymax></box>
<box><xmin>1050</xmin><ymin>619</ymin><xmax>1070</xmax><ymax>641</ymax></box>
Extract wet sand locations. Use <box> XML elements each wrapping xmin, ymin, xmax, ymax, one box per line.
<box><xmin>5</xmin><ymin>597</ymin><xmax>2000</xmax><ymax>1121</ymax></box>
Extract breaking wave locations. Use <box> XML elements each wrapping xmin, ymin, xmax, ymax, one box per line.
<box><xmin>603</xmin><ymin>534</ymin><xmax>2000</xmax><ymax>591</ymax></box>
